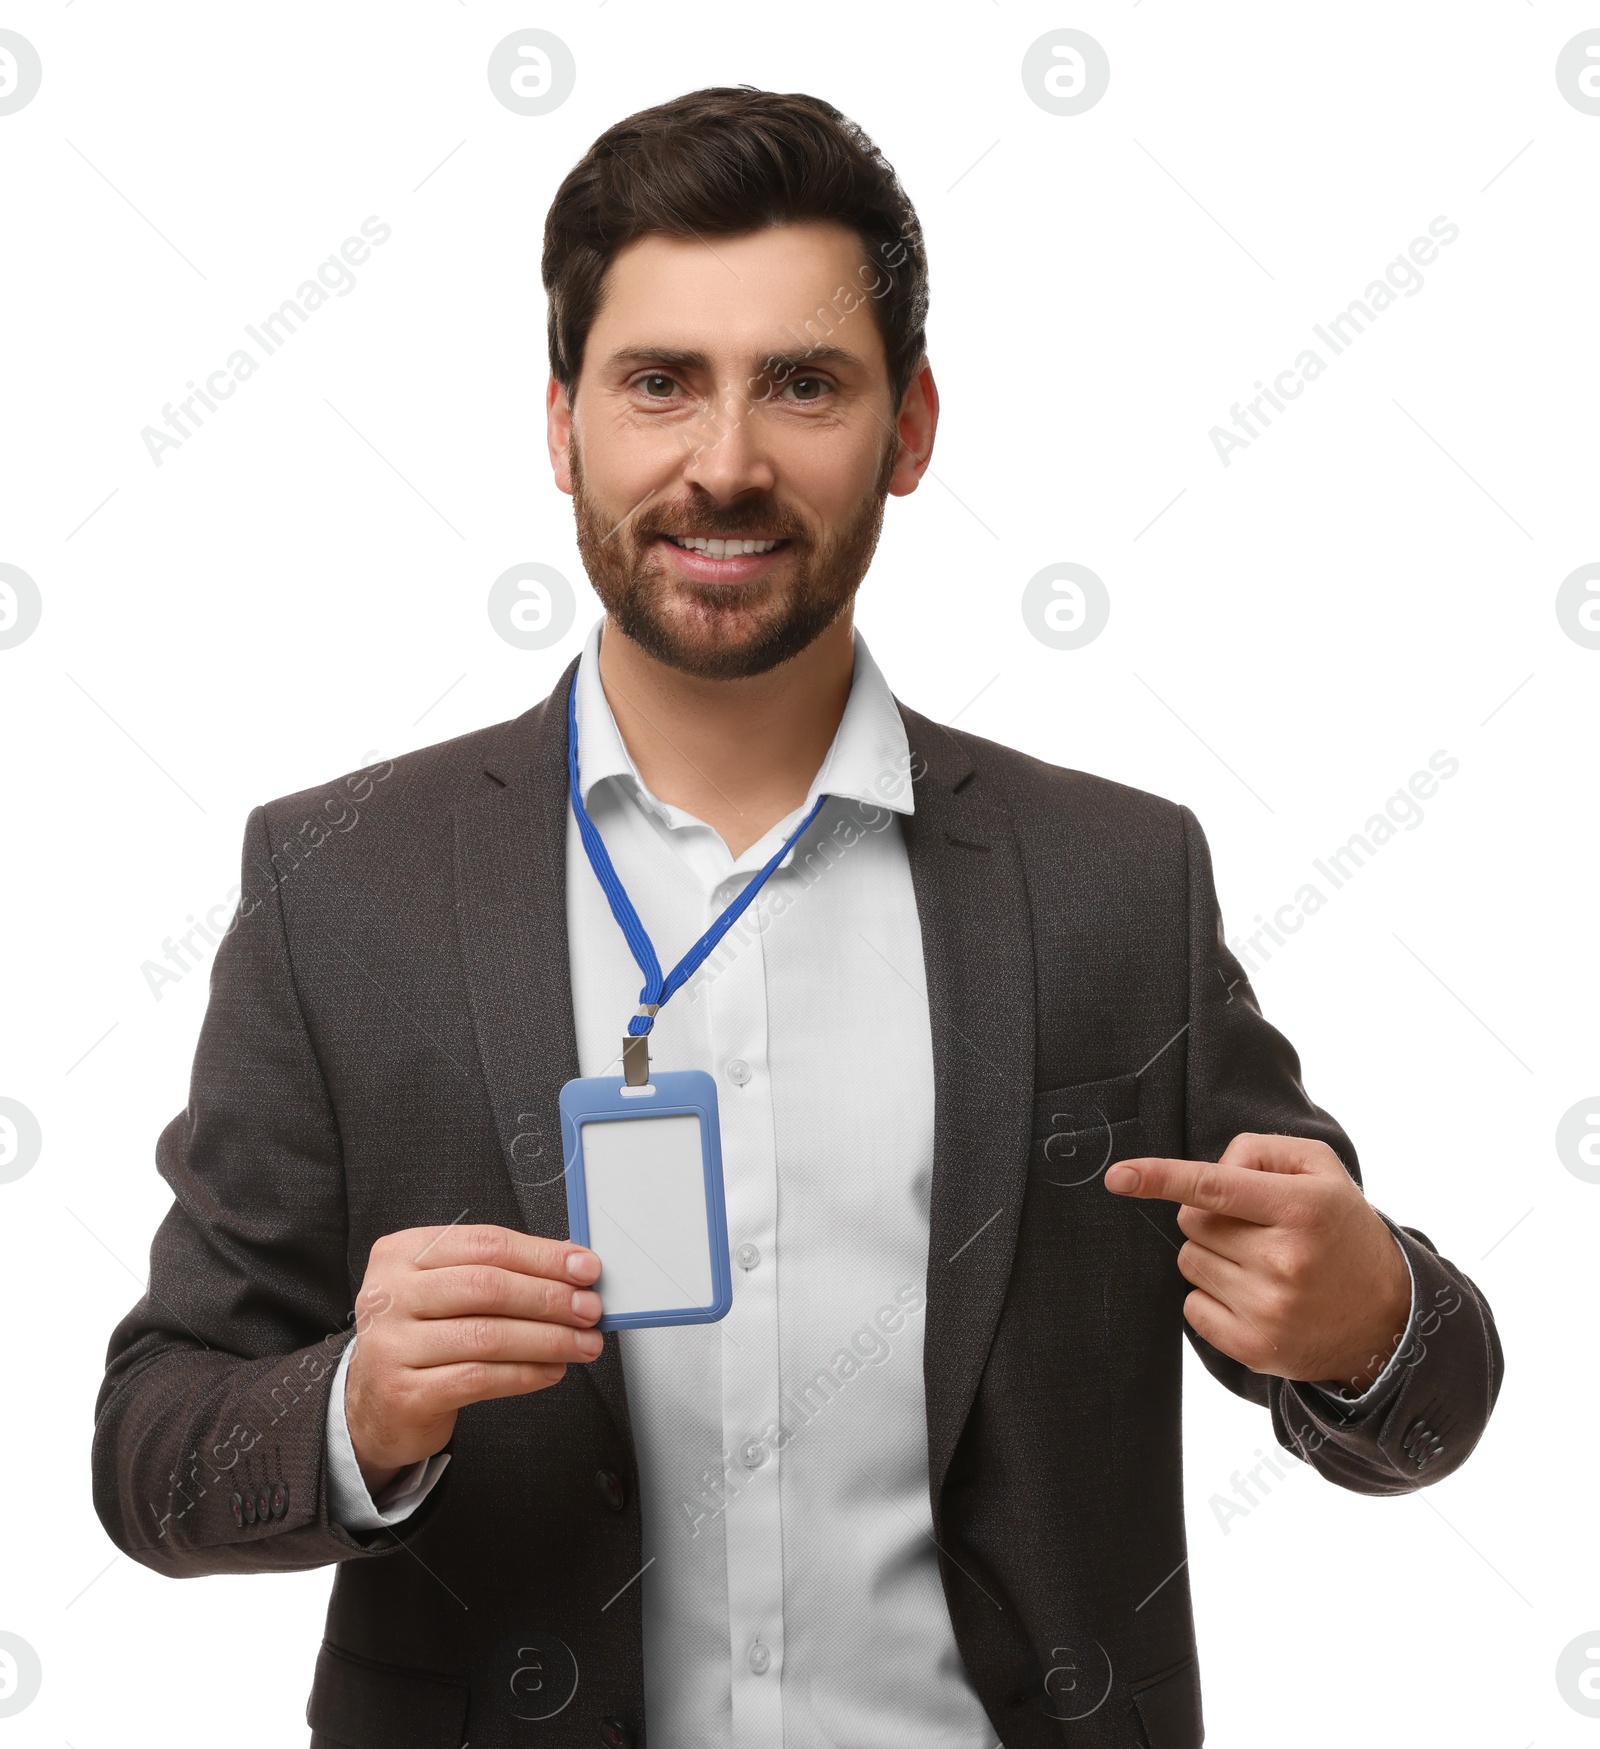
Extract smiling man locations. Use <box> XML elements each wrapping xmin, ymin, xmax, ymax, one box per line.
<box><xmin>94</xmin><ymin>88</ymin><xmax>1502</xmax><ymax>1749</ymax></box>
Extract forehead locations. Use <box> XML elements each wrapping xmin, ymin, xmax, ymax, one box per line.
<box><xmin>585</xmin><ymin>220</ymin><xmax>885</xmax><ymax>372</ymax></box>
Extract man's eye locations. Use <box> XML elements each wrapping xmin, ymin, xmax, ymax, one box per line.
<box><xmin>782</xmin><ymin>377</ymin><xmax>828</xmax><ymax>402</ymax></box>
<box><xmin>639</xmin><ymin>374</ymin><xmax>678</xmax><ymax>398</ymax></box>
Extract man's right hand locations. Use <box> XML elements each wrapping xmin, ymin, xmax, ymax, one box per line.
<box><xmin>344</xmin><ymin>1224</ymin><xmax>604</xmax><ymax>1497</ymax></box>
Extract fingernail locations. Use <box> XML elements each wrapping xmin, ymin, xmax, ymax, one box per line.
<box><xmin>575</xmin><ymin>1329</ymin><xmax>603</xmax><ymax>1359</ymax></box>
<box><xmin>1105</xmin><ymin>1164</ymin><xmax>1139</xmax><ymax>1193</ymax></box>
<box><xmin>566</xmin><ymin>1249</ymin><xmax>600</xmax><ymax>1282</ymax></box>
<box><xmin>571</xmin><ymin>1289</ymin><xmax>602</xmax><ymax>1322</ymax></box>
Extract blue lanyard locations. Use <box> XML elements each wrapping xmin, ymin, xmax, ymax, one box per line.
<box><xmin>567</xmin><ymin>678</ymin><xmax>829</xmax><ymax>1044</ymax></box>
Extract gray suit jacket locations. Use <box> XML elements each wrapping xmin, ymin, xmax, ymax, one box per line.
<box><xmin>93</xmin><ymin>661</ymin><xmax>1502</xmax><ymax>1748</ymax></box>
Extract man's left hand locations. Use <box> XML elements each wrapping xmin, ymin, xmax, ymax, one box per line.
<box><xmin>1104</xmin><ymin>1133</ymin><xmax>1412</xmax><ymax>1395</ymax></box>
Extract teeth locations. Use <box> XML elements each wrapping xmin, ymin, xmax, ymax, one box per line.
<box><xmin>669</xmin><ymin>536</ymin><xmax>781</xmax><ymax>557</ymax></box>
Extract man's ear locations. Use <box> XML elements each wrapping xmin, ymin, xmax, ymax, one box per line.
<box><xmin>887</xmin><ymin>359</ymin><xmax>938</xmax><ymax>498</ymax></box>
<box><xmin>547</xmin><ymin>374</ymin><xmax>575</xmax><ymax>497</ymax></box>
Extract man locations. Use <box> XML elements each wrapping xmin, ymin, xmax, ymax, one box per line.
<box><xmin>94</xmin><ymin>88</ymin><xmax>1502</xmax><ymax>1749</ymax></box>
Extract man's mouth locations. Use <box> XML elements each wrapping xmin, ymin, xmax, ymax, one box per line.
<box><xmin>652</xmin><ymin>532</ymin><xmax>793</xmax><ymax>585</ymax></box>
<box><xmin>664</xmin><ymin>535</ymin><xmax>788</xmax><ymax>557</ymax></box>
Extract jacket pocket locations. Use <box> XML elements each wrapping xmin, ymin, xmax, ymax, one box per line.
<box><xmin>1130</xmin><ymin>1651</ymin><xmax>1203</xmax><ymax>1748</ymax></box>
<box><xmin>306</xmin><ymin>1641</ymin><xmax>468</xmax><ymax>1748</ymax></box>
<box><xmin>1031</xmin><ymin>1072</ymin><xmax>1143</xmax><ymax>1185</ymax></box>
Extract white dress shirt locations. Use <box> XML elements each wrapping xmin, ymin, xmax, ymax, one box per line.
<box><xmin>330</xmin><ymin>621</ymin><xmax>999</xmax><ymax>1747</ymax></box>
<box><xmin>324</xmin><ymin>619</ymin><xmax>1417</xmax><ymax>1744</ymax></box>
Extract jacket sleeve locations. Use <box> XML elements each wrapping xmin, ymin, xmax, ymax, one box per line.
<box><xmin>92</xmin><ymin>804</ymin><xmax>442</xmax><ymax>1575</ymax></box>
<box><xmin>1176</xmin><ymin>803</ymin><xmax>1503</xmax><ymax>1494</ymax></box>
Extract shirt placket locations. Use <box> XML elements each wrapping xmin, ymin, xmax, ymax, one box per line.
<box><xmin>697</xmin><ymin>851</ymin><xmax>784</xmax><ymax>1745</ymax></box>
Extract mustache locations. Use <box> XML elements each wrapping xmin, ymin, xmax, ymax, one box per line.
<box><xmin>634</xmin><ymin>503</ymin><xmax>807</xmax><ymax>543</ymax></box>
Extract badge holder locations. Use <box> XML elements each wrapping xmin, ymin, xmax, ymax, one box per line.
<box><xmin>560</xmin><ymin>1065</ymin><xmax>731</xmax><ymax>1330</ymax></box>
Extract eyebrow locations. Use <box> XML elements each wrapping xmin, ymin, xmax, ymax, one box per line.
<box><xmin>602</xmin><ymin>344</ymin><xmax>870</xmax><ymax>378</ymax></box>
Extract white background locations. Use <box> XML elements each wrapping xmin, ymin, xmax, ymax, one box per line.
<box><xmin>2</xmin><ymin>2</ymin><xmax>1596</xmax><ymax>1743</ymax></box>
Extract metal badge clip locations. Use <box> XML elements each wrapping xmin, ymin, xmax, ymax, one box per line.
<box><xmin>622</xmin><ymin>1005</ymin><xmax>659</xmax><ymax>1086</ymax></box>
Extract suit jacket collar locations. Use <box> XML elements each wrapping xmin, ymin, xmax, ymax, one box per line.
<box><xmin>454</xmin><ymin>670</ymin><xmax>1037</xmax><ymax>1495</ymax></box>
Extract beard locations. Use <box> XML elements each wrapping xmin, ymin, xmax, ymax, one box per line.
<box><xmin>570</xmin><ymin>438</ymin><xmax>897</xmax><ymax>681</ymax></box>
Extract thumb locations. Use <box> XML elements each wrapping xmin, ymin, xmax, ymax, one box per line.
<box><xmin>1218</xmin><ymin>1132</ymin><xmax>1344</xmax><ymax>1178</ymax></box>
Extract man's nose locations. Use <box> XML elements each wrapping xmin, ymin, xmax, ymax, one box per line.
<box><xmin>678</xmin><ymin>387</ymin><xmax>777</xmax><ymax>505</ymax></box>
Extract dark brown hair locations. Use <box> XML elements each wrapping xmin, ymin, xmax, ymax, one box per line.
<box><xmin>542</xmin><ymin>86</ymin><xmax>928</xmax><ymax>408</ymax></box>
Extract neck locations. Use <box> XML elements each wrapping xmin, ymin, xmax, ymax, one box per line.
<box><xmin>596</xmin><ymin>613</ymin><xmax>856</xmax><ymax>858</ymax></box>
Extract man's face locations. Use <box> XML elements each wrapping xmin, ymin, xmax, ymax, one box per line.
<box><xmin>548</xmin><ymin>221</ymin><xmax>933</xmax><ymax>680</ymax></box>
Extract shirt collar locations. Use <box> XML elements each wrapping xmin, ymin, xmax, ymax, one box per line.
<box><xmin>571</xmin><ymin>617</ymin><xmax>915</xmax><ymax>825</ymax></box>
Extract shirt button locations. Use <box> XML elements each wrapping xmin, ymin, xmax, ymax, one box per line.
<box><xmin>739</xmin><ymin>1438</ymin><xmax>767</xmax><ymax>1470</ymax></box>
<box><xmin>747</xmin><ymin>1638</ymin><xmax>772</xmax><ymax>1676</ymax></box>
<box><xmin>735</xmin><ymin>1242</ymin><xmax>761</xmax><ymax>1271</ymax></box>
<box><xmin>727</xmin><ymin>1058</ymin><xmax>752</xmax><ymax>1086</ymax></box>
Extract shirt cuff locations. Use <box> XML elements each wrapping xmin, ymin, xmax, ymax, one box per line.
<box><xmin>1303</xmin><ymin>1211</ymin><xmax>1419</xmax><ymax>1412</ymax></box>
<box><xmin>325</xmin><ymin>1338</ymin><xmax>451</xmax><ymax>1531</ymax></box>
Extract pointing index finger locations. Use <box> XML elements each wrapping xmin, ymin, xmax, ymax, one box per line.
<box><xmin>1103</xmin><ymin>1156</ymin><xmax>1290</xmax><ymax>1225</ymax></box>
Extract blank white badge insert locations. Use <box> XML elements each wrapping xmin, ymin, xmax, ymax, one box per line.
<box><xmin>580</xmin><ymin>1111</ymin><xmax>713</xmax><ymax>1316</ymax></box>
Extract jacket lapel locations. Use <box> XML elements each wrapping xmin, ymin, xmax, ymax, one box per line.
<box><xmin>897</xmin><ymin>705</ymin><xmax>1038</xmax><ymax>1507</ymax></box>
<box><xmin>452</xmin><ymin>659</ymin><xmax>633</xmax><ymax>1448</ymax></box>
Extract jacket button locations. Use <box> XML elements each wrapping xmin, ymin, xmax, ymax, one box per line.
<box><xmin>270</xmin><ymin>1481</ymin><xmax>289</xmax><ymax>1519</ymax></box>
<box><xmin>598</xmin><ymin>1720</ymin><xmax>631</xmax><ymax>1748</ymax></box>
<box><xmin>1400</xmin><ymin>1416</ymin><xmax>1444</xmax><ymax>1469</ymax></box>
<box><xmin>229</xmin><ymin>1491</ymin><xmax>244</xmax><ymax>1528</ymax></box>
<box><xmin>595</xmin><ymin>1470</ymin><xmax>626</xmax><ymax>1513</ymax></box>
<box><xmin>255</xmin><ymin>1487</ymin><xmax>272</xmax><ymax>1523</ymax></box>
<box><xmin>241</xmin><ymin>1491</ymin><xmax>258</xmax><ymax>1525</ymax></box>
